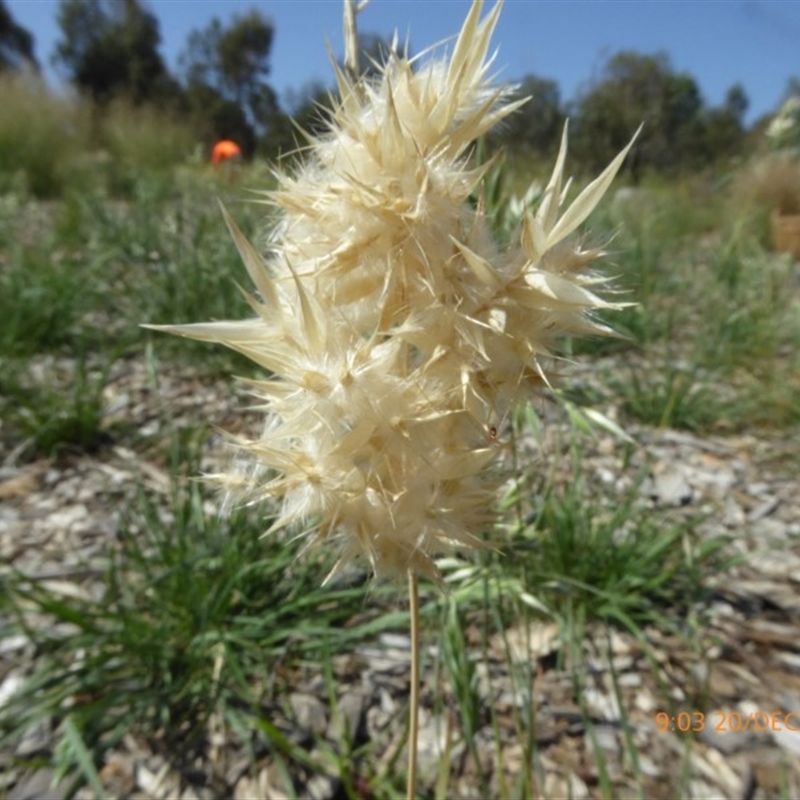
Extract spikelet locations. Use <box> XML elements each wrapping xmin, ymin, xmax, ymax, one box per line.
<box><xmin>145</xmin><ymin>0</ymin><xmax>637</xmax><ymax>583</ymax></box>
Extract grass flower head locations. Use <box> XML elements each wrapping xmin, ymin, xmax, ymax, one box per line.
<box><xmin>147</xmin><ymin>0</ymin><xmax>636</xmax><ymax>583</ymax></box>
<box><xmin>767</xmin><ymin>95</ymin><xmax>800</xmax><ymax>152</ymax></box>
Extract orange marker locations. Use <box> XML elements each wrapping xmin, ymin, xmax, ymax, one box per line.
<box><xmin>211</xmin><ymin>140</ymin><xmax>242</xmax><ymax>165</ymax></box>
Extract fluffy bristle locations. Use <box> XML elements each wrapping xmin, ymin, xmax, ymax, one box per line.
<box><xmin>146</xmin><ymin>0</ymin><xmax>636</xmax><ymax>582</ymax></box>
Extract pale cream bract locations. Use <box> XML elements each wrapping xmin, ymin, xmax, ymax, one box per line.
<box><xmin>147</xmin><ymin>0</ymin><xmax>636</xmax><ymax>582</ymax></box>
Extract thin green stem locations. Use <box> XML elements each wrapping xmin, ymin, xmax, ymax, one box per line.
<box><xmin>407</xmin><ymin>569</ymin><xmax>420</xmax><ymax>800</ymax></box>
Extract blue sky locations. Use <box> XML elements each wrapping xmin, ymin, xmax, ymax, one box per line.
<box><xmin>7</xmin><ymin>0</ymin><xmax>800</xmax><ymax>125</ymax></box>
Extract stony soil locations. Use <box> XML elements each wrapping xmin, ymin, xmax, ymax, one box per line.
<box><xmin>1</xmin><ymin>354</ymin><xmax>799</xmax><ymax>800</ymax></box>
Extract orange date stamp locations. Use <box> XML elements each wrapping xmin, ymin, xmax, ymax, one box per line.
<box><xmin>655</xmin><ymin>710</ymin><xmax>800</xmax><ymax>734</ymax></box>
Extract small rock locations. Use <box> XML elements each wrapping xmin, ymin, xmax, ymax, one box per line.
<box><xmin>582</xmin><ymin>687</ymin><xmax>621</xmax><ymax>722</ymax></box>
<box><xmin>329</xmin><ymin>688</ymin><xmax>369</xmax><ymax>743</ymax></box>
<box><xmin>15</xmin><ymin>720</ymin><xmax>52</xmax><ymax>758</ymax></box>
<box><xmin>688</xmin><ymin>779</ymin><xmax>722</xmax><ymax>799</ymax></box>
<box><xmin>776</xmin><ymin>652</ymin><xmax>800</xmax><ymax>673</ymax></box>
<box><xmin>289</xmin><ymin>692</ymin><xmax>328</xmax><ymax>736</ymax></box>
<box><xmin>544</xmin><ymin>770</ymin><xmax>590</xmax><ymax>800</ymax></box>
<box><xmin>638</xmin><ymin>755</ymin><xmax>661</xmax><ymax>777</ymax></box>
<box><xmin>706</xmin><ymin>748</ymin><xmax>747</xmax><ymax>796</ymax></box>
<box><xmin>134</xmin><ymin>762</ymin><xmax>169</xmax><ymax>797</ymax></box>
<box><xmin>591</xmin><ymin>724</ymin><xmax>619</xmax><ymax>756</ymax></box>
<box><xmin>772</xmin><ymin>725</ymin><xmax>800</xmax><ymax>757</ymax></box>
<box><xmin>0</xmin><ymin>672</ymin><xmax>25</xmax><ymax>707</ymax></box>
<box><xmin>751</xmin><ymin>517</ymin><xmax>789</xmax><ymax>544</ymax></box>
<box><xmin>635</xmin><ymin>689</ymin><xmax>657</xmax><ymax>714</ymax></box>
<box><xmin>698</xmin><ymin>710</ymin><xmax>757</xmax><ymax>754</ymax></box>
<box><xmin>47</xmin><ymin>504</ymin><xmax>88</xmax><ymax>530</ymax></box>
<box><xmin>617</xmin><ymin>672</ymin><xmax>641</xmax><ymax>688</ymax></box>
<box><xmin>8</xmin><ymin>769</ymin><xmax>65</xmax><ymax>800</ymax></box>
<box><xmin>648</xmin><ymin>463</ymin><xmax>693</xmax><ymax>506</ymax></box>
<box><xmin>748</xmin><ymin>496</ymin><xmax>780</xmax><ymax>522</ymax></box>
<box><xmin>501</xmin><ymin>622</ymin><xmax>560</xmax><ymax>663</ymax></box>
<box><xmin>233</xmin><ymin>775</ymin><xmax>260</xmax><ymax>800</ymax></box>
<box><xmin>722</xmin><ymin>498</ymin><xmax>745</xmax><ymax>527</ymax></box>
<box><xmin>306</xmin><ymin>773</ymin><xmax>339</xmax><ymax>800</ymax></box>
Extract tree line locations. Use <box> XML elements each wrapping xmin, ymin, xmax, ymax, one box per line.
<box><xmin>1</xmin><ymin>0</ymin><xmax>794</xmax><ymax>176</ymax></box>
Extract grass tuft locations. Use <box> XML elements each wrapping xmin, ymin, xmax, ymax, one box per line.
<box><xmin>1</xmin><ymin>433</ymin><xmax>400</xmax><ymax>789</ymax></box>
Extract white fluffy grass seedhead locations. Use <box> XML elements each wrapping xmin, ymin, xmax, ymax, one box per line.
<box><xmin>147</xmin><ymin>0</ymin><xmax>637</xmax><ymax>583</ymax></box>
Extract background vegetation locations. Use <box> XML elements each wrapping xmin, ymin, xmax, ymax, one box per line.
<box><xmin>1</xmin><ymin>0</ymin><xmax>799</xmax><ymax>182</ymax></box>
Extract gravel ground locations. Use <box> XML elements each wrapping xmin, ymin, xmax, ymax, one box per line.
<box><xmin>2</xmin><ymin>354</ymin><xmax>800</xmax><ymax>799</ymax></box>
